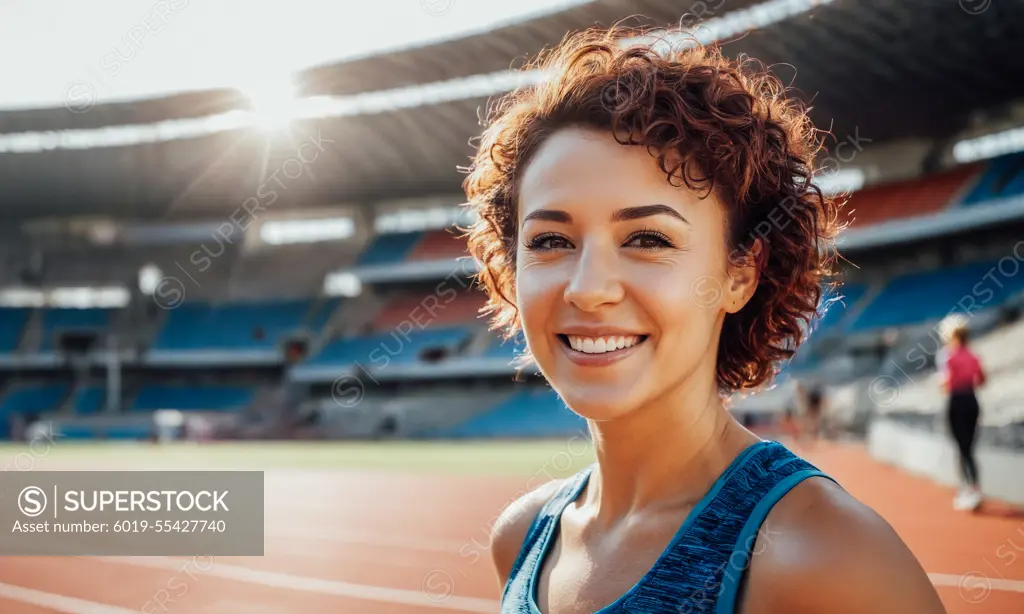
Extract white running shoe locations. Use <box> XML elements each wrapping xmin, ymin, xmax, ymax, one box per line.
<box><xmin>953</xmin><ymin>488</ymin><xmax>983</xmax><ymax>511</ymax></box>
<box><xmin>953</xmin><ymin>489</ymin><xmax>971</xmax><ymax>511</ymax></box>
<box><xmin>964</xmin><ymin>488</ymin><xmax>983</xmax><ymax>511</ymax></box>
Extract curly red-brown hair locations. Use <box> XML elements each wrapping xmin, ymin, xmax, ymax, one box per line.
<box><xmin>461</xmin><ymin>26</ymin><xmax>844</xmax><ymax>393</ymax></box>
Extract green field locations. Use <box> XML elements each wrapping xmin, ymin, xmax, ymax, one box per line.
<box><xmin>0</xmin><ymin>439</ymin><xmax>597</xmax><ymax>477</ymax></box>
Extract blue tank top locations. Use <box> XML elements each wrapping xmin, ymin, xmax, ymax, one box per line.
<box><xmin>501</xmin><ymin>440</ymin><xmax>837</xmax><ymax>614</ymax></box>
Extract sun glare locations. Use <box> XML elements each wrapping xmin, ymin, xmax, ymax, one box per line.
<box><xmin>243</xmin><ymin>76</ymin><xmax>300</xmax><ymax>130</ymax></box>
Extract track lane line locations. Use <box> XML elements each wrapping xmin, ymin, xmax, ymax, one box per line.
<box><xmin>0</xmin><ymin>582</ymin><xmax>137</xmax><ymax>614</ymax></box>
<box><xmin>270</xmin><ymin>525</ymin><xmax>466</xmax><ymax>554</ymax></box>
<box><xmin>929</xmin><ymin>573</ymin><xmax>1024</xmax><ymax>593</ymax></box>
<box><xmin>96</xmin><ymin>556</ymin><xmax>499</xmax><ymax>613</ymax></box>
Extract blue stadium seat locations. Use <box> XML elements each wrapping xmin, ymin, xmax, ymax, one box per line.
<box><xmin>55</xmin><ymin>424</ymin><xmax>99</xmax><ymax>440</ymax></box>
<box><xmin>306</xmin><ymin>326</ymin><xmax>471</xmax><ymax>366</ymax></box>
<box><xmin>0</xmin><ymin>308</ymin><xmax>32</xmax><ymax>353</ymax></box>
<box><xmin>152</xmin><ymin>300</ymin><xmax>313</xmax><ymax>351</ymax></box>
<box><xmin>814</xmin><ymin>283</ymin><xmax>868</xmax><ymax>332</ymax></box>
<box><xmin>436</xmin><ymin>388</ymin><xmax>587</xmax><ymax>438</ymax></box>
<box><xmin>39</xmin><ymin>308</ymin><xmax>112</xmax><ymax>350</ymax></box>
<box><xmin>57</xmin><ymin>423</ymin><xmax>153</xmax><ymax>440</ymax></box>
<box><xmin>960</xmin><ymin>152</ymin><xmax>1024</xmax><ymax>206</ymax></box>
<box><xmin>0</xmin><ymin>383</ymin><xmax>68</xmax><ymax>414</ymax></box>
<box><xmin>847</xmin><ymin>261</ymin><xmax>1024</xmax><ymax>332</ymax></box>
<box><xmin>132</xmin><ymin>385</ymin><xmax>253</xmax><ymax>412</ymax></box>
<box><xmin>483</xmin><ymin>334</ymin><xmax>527</xmax><ymax>359</ymax></box>
<box><xmin>0</xmin><ymin>383</ymin><xmax>68</xmax><ymax>438</ymax></box>
<box><xmin>356</xmin><ymin>231</ymin><xmax>423</xmax><ymax>266</ymax></box>
<box><xmin>105</xmin><ymin>424</ymin><xmax>155</xmax><ymax>439</ymax></box>
<box><xmin>73</xmin><ymin>386</ymin><xmax>106</xmax><ymax>415</ymax></box>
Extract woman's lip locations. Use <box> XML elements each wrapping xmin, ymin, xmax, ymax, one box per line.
<box><xmin>557</xmin><ymin>336</ymin><xmax>646</xmax><ymax>367</ymax></box>
<box><xmin>558</xmin><ymin>328</ymin><xmax>647</xmax><ymax>337</ymax></box>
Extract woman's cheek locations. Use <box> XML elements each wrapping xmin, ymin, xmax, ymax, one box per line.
<box><xmin>687</xmin><ymin>275</ymin><xmax>728</xmax><ymax>312</ymax></box>
<box><xmin>516</xmin><ymin>265</ymin><xmax>560</xmax><ymax>337</ymax></box>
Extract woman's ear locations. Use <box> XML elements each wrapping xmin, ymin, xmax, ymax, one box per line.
<box><xmin>724</xmin><ymin>238</ymin><xmax>763</xmax><ymax>314</ymax></box>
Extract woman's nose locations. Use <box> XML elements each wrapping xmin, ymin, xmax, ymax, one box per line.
<box><xmin>562</xmin><ymin>244</ymin><xmax>625</xmax><ymax>311</ymax></box>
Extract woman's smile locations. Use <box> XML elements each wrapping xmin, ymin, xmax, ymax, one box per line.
<box><xmin>556</xmin><ymin>332</ymin><xmax>650</xmax><ymax>367</ymax></box>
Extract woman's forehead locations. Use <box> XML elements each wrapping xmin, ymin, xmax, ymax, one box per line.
<box><xmin>517</xmin><ymin>128</ymin><xmax>713</xmax><ymax>221</ymax></box>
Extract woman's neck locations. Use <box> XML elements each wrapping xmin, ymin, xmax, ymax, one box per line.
<box><xmin>583</xmin><ymin>376</ymin><xmax>760</xmax><ymax>522</ymax></box>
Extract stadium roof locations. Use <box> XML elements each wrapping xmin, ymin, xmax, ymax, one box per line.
<box><xmin>1</xmin><ymin>0</ymin><xmax>1023</xmax><ymax>223</ymax></box>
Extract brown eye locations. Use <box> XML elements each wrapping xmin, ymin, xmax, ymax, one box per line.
<box><xmin>625</xmin><ymin>231</ymin><xmax>673</xmax><ymax>250</ymax></box>
<box><xmin>527</xmin><ymin>233</ymin><xmax>574</xmax><ymax>250</ymax></box>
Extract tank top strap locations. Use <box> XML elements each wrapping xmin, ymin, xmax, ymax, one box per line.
<box><xmin>501</xmin><ymin>465</ymin><xmax>594</xmax><ymax>608</ymax></box>
<box><xmin>609</xmin><ymin>440</ymin><xmax>836</xmax><ymax>614</ymax></box>
<box><xmin>500</xmin><ymin>442</ymin><xmax>838</xmax><ymax>614</ymax></box>
<box><xmin>712</xmin><ymin>444</ymin><xmax>834</xmax><ymax>614</ymax></box>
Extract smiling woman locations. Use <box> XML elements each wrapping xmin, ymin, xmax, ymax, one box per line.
<box><xmin>461</xmin><ymin>25</ymin><xmax>946</xmax><ymax>614</ymax></box>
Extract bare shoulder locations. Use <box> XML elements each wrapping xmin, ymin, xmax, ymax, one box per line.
<box><xmin>490</xmin><ymin>478</ymin><xmax>566</xmax><ymax>589</ymax></box>
<box><xmin>740</xmin><ymin>476</ymin><xmax>946</xmax><ymax>614</ymax></box>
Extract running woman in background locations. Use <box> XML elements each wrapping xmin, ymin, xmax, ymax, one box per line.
<box><xmin>463</xmin><ymin>25</ymin><xmax>945</xmax><ymax>614</ymax></box>
<box><xmin>941</xmin><ymin>323</ymin><xmax>987</xmax><ymax>511</ymax></box>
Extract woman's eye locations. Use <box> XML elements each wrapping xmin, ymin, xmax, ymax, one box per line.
<box><xmin>625</xmin><ymin>232</ymin><xmax>672</xmax><ymax>249</ymax></box>
<box><xmin>527</xmin><ymin>234</ymin><xmax>573</xmax><ymax>250</ymax></box>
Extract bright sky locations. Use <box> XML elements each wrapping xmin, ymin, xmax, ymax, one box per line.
<box><xmin>0</xmin><ymin>0</ymin><xmax>591</xmax><ymax>110</ymax></box>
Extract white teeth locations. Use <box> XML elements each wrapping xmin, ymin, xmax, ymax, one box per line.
<box><xmin>566</xmin><ymin>335</ymin><xmax>643</xmax><ymax>354</ymax></box>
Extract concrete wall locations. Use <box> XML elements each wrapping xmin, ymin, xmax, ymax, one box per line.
<box><xmin>868</xmin><ymin>419</ymin><xmax>1024</xmax><ymax>505</ymax></box>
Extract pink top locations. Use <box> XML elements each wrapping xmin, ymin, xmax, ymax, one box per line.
<box><xmin>943</xmin><ymin>346</ymin><xmax>985</xmax><ymax>393</ymax></box>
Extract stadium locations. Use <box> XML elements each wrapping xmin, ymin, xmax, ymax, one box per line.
<box><xmin>1</xmin><ymin>0</ymin><xmax>1023</xmax><ymax>611</ymax></box>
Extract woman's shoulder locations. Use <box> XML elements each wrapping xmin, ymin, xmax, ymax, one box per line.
<box><xmin>740</xmin><ymin>476</ymin><xmax>946</xmax><ymax>613</ymax></box>
<box><xmin>489</xmin><ymin>476</ymin><xmax>573</xmax><ymax>588</ymax></box>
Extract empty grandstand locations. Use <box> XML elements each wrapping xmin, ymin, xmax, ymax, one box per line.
<box><xmin>0</xmin><ymin>0</ymin><xmax>1019</xmax><ymax>511</ymax></box>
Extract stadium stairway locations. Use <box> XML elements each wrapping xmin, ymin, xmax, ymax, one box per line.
<box><xmin>304</xmin><ymin>297</ymin><xmax>343</xmax><ymax>336</ymax></box>
<box><xmin>324</xmin><ymin>292</ymin><xmax>389</xmax><ymax>339</ymax></box>
<box><xmin>464</xmin><ymin>327</ymin><xmax>503</xmax><ymax>357</ymax></box>
<box><xmin>15</xmin><ymin>309</ymin><xmax>44</xmax><ymax>354</ymax></box>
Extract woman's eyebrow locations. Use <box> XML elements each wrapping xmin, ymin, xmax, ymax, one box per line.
<box><xmin>612</xmin><ymin>204</ymin><xmax>689</xmax><ymax>224</ymax></box>
<box><xmin>523</xmin><ymin>209</ymin><xmax>572</xmax><ymax>223</ymax></box>
<box><xmin>522</xmin><ymin>204</ymin><xmax>689</xmax><ymax>224</ymax></box>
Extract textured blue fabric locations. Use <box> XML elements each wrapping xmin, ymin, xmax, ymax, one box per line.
<box><xmin>501</xmin><ymin>440</ymin><xmax>836</xmax><ymax>614</ymax></box>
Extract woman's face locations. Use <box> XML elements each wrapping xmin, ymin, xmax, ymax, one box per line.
<box><xmin>515</xmin><ymin>126</ymin><xmax>756</xmax><ymax>421</ymax></box>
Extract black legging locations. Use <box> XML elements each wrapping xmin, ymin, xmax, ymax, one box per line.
<box><xmin>947</xmin><ymin>390</ymin><xmax>980</xmax><ymax>487</ymax></box>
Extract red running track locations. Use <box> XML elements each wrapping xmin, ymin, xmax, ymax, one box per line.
<box><xmin>0</xmin><ymin>440</ymin><xmax>1021</xmax><ymax>613</ymax></box>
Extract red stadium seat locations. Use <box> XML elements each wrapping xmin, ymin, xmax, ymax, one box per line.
<box><xmin>370</xmin><ymin>290</ymin><xmax>486</xmax><ymax>331</ymax></box>
<box><xmin>841</xmin><ymin>163</ymin><xmax>983</xmax><ymax>229</ymax></box>
<box><xmin>405</xmin><ymin>229</ymin><xmax>468</xmax><ymax>261</ymax></box>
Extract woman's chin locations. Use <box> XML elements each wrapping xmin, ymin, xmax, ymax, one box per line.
<box><xmin>556</xmin><ymin>388</ymin><xmax>641</xmax><ymax>422</ymax></box>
